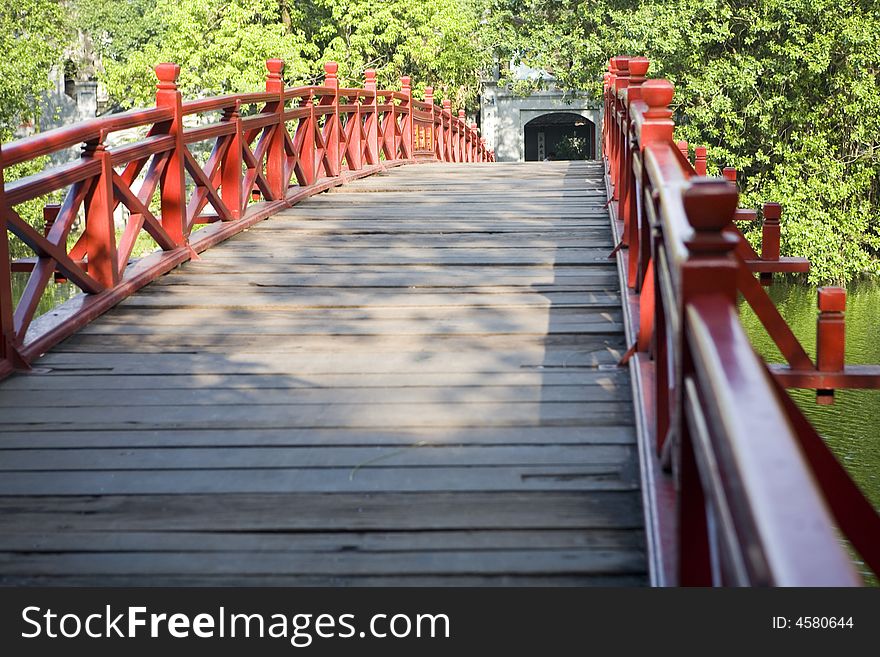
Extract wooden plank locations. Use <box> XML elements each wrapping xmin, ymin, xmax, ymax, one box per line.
<box><xmin>29</xmin><ymin>349</ymin><xmax>626</xmax><ymax>375</ymax></box>
<box><xmin>0</xmin><ymin>426</ymin><xmax>636</xmax><ymax>449</ymax></box>
<box><xmin>0</xmin><ymin>466</ymin><xmax>639</xmax><ymax>495</ymax></box>
<box><xmin>0</xmin><ymin>548</ymin><xmax>646</xmax><ymax>576</ymax></box>
<box><xmin>0</xmin><ymin>400</ymin><xmax>634</xmax><ymax>430</ymax></box>
<box><xmin>0</xmin><ymin>492</ymin><xmax>643</xmax><ymax>531</ymax></box>
<box><xmin>0</xmin><ymin>444</ymin><xmax>634</xmax><ymax>471</ymax></box>
<box><xmin>0</xmin><ymin>529</ymin><xmax>644</xmax><ymax>553</ymax></box>
<box><xmin>0</xmin><ymin>369</ymin><xmax>630</xmax><ymax>390</ymax></box>
<box><xmin>0</xmin><ymin>383</ymin><xmax>631</xmax><ymax>407</ymax></box>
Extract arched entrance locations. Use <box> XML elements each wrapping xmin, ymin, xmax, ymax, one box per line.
<box><xmin>523</xmin><ymin>112</ymin><xmax>595</xmax><ymax>161</ymax></box>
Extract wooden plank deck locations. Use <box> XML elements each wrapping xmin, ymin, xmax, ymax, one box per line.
<box><xmin>0</xmin><ymin>161</ymin><xmax>646</xmax><ymax>585</ymax></box>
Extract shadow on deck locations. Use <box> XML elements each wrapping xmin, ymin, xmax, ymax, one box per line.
<box><xmin>0</xmin><ymin>162</ymin><xmax>645</xmax><ymax>585</ymax></box>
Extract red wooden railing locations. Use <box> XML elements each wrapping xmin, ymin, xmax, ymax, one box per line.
<box><xmin>604</xmin><ymin>55</ymin><xmax>880</xmax><ymax>585</ymax></box>
<box><xmin>0</xmin><ymin>60</ymin><xmax>493</xmax><ymax>378</ymax></box>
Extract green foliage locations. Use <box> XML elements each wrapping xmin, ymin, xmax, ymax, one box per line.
<box><xmin>554</xmin><ymin>135</ymin><xmax>590</xmax><ymax>160</ymax></box>
<box><xmin>0</xmin><ymin>0</ymin><xmax>68</xmax><ymax>138</ymax></box>
<box><xmin>80</xmin><ymin>0</ymin><xmax>490</xmax><ymax>111</ymax></box>
<box><xmin>0</xmin><ymin>0</ymin><xmax>69</xmax><ymax>257</ymax></box>
<box><xmin>483</xmin><ymin>0</ymin><xmax>880</xmax><ymax>283</ymax></box>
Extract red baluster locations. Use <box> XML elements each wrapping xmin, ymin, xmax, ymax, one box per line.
<box><xmin>82</xmin><ymin>133</ymin><xmax>120</xmax><ymax>287</ymax></box>
<box><xmin>722</xmin><ymin>167</ymin><xmax>737</xmax><ymax>186</ymax></box>
<box><xmin>620</xmin><ymin>56</ymin><xmax>648</xmax><ymax>264</ymax></box>
<box><xmin>611</xmin><ymin>56</ymin><xmax>630</xmax><ymax>200</ymax></box>
<box><xmin>442</xmin><ymin>99</ymin><xmax>452</xmax><ymax>162</ymax></box>
<box><xmin>221</xmin><ymin>99</ymin><xmax>243</xmax><ymax>218</ymax></box>
<box><xmin>458</xmin><ymin>109</ymin><xmax>467</xmax><ymax>162</ymax></box>
<box><xmin>0</xmin><ymin>144</ymin><xmax>18</xmax><ymax>371</ymax></box>
<box><xmin>364</xmin><ymin>70</ymin><xmax>380</xmax><ymax>166</ymax></box>
<box><xmin>816</xmin><ymin>287</ymin><xmax>846</xmax><ymax>405</ymax></box>
<box><xmin>760</xmin><ymin>202</ymin><xmax>781</xmax><ymax>286</ymax></box>
<box><xmin>694</xmin><ymin>146</ymin><xmax>707</xmax><ymax>176</ymax></box>
<box><xmin>677</xmin><ymin>140</ymin><xmax>689</xmax><ymax>160</ymax></box>
<box><xmin>265</xmin><ymin>58</ymin><xmax>287</xmax><ymax>199</ymax></box>
<box><xmin>424</xmin><ymin>86</ymin><xmax>435</xmax><ymax>158</ymax></box>
<box><xmin>636</xmin><ymin>79</ymin><xmax>675</xmax><ymax>293</ymax></box>
<box><xmin>678</xmin><ymin>179</ymin><xmax>740</xmax><ymax>584</ymax></box>
<box><xmin>154</xmin><ymin>63</ymin><xmax>186</xmax><ymax>245</ymax></box>
<box><xmin>323</xmin><ymin>61</ymin><xmax>341</xmax><ymax>177</ymax></box>
<box><xmin>400</xmin><ymin>76</ymin><xmax>413</xmax><ymax>160</ymax></box>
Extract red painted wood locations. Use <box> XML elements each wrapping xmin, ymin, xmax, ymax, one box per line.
<box><xmin>0</xmin><ymin>58</ymin><xmax>491</xmax><ymax>377</ymax></box>
<box><xmin>603</xmin><ymin>55</ymin><xmax>880</xmax><ymax>586</ymax></box>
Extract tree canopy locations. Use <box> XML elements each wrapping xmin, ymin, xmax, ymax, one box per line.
<box><xmin>3</xmin><ymin>0</ymin><xmax>880</xmax><ymax>282</ymax></box>
<box><xmin>484</xmin><ymin>0</ymin><xmax>880</xmax><ymax>283</ymax></box>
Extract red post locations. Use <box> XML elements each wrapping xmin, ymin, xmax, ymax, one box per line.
<box><xmin>694</xmin><ymin>146</ymin><xmax>707</xmax><ymax>176</ymax></box>
<box><xmin>470</xmin><ymin>122</ymin><xmax>479</xmax><ymax>162</ymax></box>
<box><xmin>722</xmin><ymin>167</ymin><xmax>737</xmax><ymax>186</ymax></box>
<box><xmin>760</xmin><ymin>202</ymin><xmax>781</xmax><ymax>286</ymax></box>
<box><xmin>154</xmin><ymin>63</ymin><xmax>186</xmax><ymax>245</ymax></box>
<box><xmin>634</xmin><ymin>79</ymin><xmax>674</xmax><ymax>291</ymax></box>
<box><xmin>265</xmin><ymin>58</ymin><xmax>287</xmax><ymax>199</ymax></box>
<box><xmin>678</xmin><ymin>179</ymin><xmax>740</xmax><ymax>584</ymax></box>
<box><xmin>620</xmin><ymin>56</ymin><xmax>648</xmax><ymax>258</ymax></box>
<box><xmin>82</xmin><ymin>134</ymin><xmax>120</xmax><ymax>288</ymax></box>
<box><xmin>221</xmin><ymin>99</ymin><xmax>243</xmax><ymax>219</ymax></box>
<box><xmin>0</xmin><ymin>143</ymin><xmax>18</xmax><ymax>370</ymax></box>
<box><xmin>611</xmin><ymin>56</ymin><xmax>630</xmax><ymax>201</ymax></box>
<box><xmin>43</xmin><ymin>204</ymin><xmax>61</xmax><ymax>237</ymax></box>
<box><xmin>816</xmin><ymin>287</ymin><xmax>846</xmax><ymax>405</ymax></box>
<box><xmin>458</xmin><ymin>110</ymin><xmax>467</xmax><ymax>162</ymax></box>
<box><xmin>424</xmin><ymin>86</ymin><xmax>435</xmax><ymax>157</ymax></box>
<box><xmin>400</xmin><ymin>76</ymin><xmax>413</xmax><ymax>160</ymax></box>
<box><xmin>442</xmin><ymin>100</ymin><xmax>452</xmax><ymax>162</ymax></box>
<box><xmin>323</xmin><ymin>61</ymin><xmax>341</xmax><ymax>177</ymax></box>
<box><xmin>677</xmin><ymin>140</ymin><xmax>689</xmax><ymax>160</ymax></box>
<box><xmin>364</xmin><ymin>70</ymin><xmax>380</xmax><ymax>166</ymax></box>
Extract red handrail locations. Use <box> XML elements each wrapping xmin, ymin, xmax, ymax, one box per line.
<box><xmin>603</xmin><ymin>55</ymin><xmax>880</xmax><ymax>586</ymax></box>
<box><xmin>0</xmin><ymin>59</ymin><xmax>494</xmax><ymax>378</ymax></box>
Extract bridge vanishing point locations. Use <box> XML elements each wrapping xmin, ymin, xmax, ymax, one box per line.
<box><xmin>0</xmin><ymin>57</ymin><xmax>878</xmax><ymax>586</ymax></box>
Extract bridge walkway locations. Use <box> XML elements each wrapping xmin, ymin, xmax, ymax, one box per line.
<box><xmin>0</xmin><ymin>161</ymin><xmax>645</xmax><ymax>585</ymax></box>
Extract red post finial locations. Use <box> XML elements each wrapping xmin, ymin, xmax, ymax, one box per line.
<box><xmin>364</xmin><ymin>69</ymin><xmax>377</xmax><ymax>90</ymax></box>
<box><xmin>682</xmin><ymin>179</ymin><xmax>740</xmax><ymax>253</ymax></box>
<box><xmin>612</xmin><ymin>56</ymin><xmax>631</xmax><ymax>93</ymax></box>
<box><xmin>641</xmin><ymin>79</ymin><xmax>674</xmax><ymax>119</ymax></box>
<box><xmin>677</xmin><ymin>140</ymin><xmax>689</xmax><ymax>159</ymax></box>
<box><xmin>400</xmin><ymin>76</ymin><xmax>411</xmax><ymax>91</ymax></box>
<box><xmin>323</xmin><ymin>61</ymin><xmax>338</xmax><ymax>87</ymax></box>
<box><xmin>458</xmin><ymin>109</ymin><xmax>466</xmax><ymax>120</ymax></box>
<box><xmin>266</xmin><ymin>59</ymin><xmax>284</xmax><ymax>77</ymax></box>
<box><xmin>155</xmin><ymin>63</ymin><xmax>181</xmax><ymax>90</ymax></box>
<box><xmin>424</xmin><ymin>86</ymin><xmax>434</xmax><ymax>104</ymax></box>
<box><xmin>471</xmin><ymin>122</ymin><xmax>478</xmax><ymax>131</ymax></box>
<box><xmin>722</xmin><ymin>167</ymin><xmax>737</xmax><ymax>184</ymax></box>
<box><xmin>694</xmin><ymin>146</ymin><xmax>708</xmax><ymax>175</ymax></box>
<box><xmin>626</xmin><ymin>57</ymin><xmax>649</xmax><ymax>102</ymax></box>
<box><xmin>266</xmin><ymin>59</ymin><xmax>285</xmax><ymax>93</ymax></box>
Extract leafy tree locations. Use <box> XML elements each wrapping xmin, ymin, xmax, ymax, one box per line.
<box><xmin>0</xmin><ymin>0</ymin><xmax>69</xmax><ymax>140</ymax></box>
<box><xmin>86</xmin><ymin>0</ymin><xmax>489</xmax><ymax>110</ymax></box>
<box><xmin>1</xmin><ymin>0</ymin><xmax>70</xmax><ymax>258</ymax></box>
<box><xmin>482</xmin><ymin>0</ymin><xmax>880</xmax><ymax>284</ymax></box>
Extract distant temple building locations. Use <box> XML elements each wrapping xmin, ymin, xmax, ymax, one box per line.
<box><xmin>480</xmin><ymin>63</ymin><xmax>600</xmax><ymax>162</ymax></box>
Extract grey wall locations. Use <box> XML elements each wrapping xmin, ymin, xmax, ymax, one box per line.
<box><xmin>480</xmin><ymin>82</ymin><xmax>601</xmax><ymax>162</ymax></box>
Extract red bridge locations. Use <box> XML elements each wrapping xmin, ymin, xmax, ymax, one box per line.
<box><xmin>0</xmin><ymin>56</ymin><xmax>877</xmax><ymax>586</ymax></box>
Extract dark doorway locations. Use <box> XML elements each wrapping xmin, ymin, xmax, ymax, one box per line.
<box><xmin>523</xmin><ymin>113</ymin><xmax>595</xmax><ymax>161</ymax></box>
